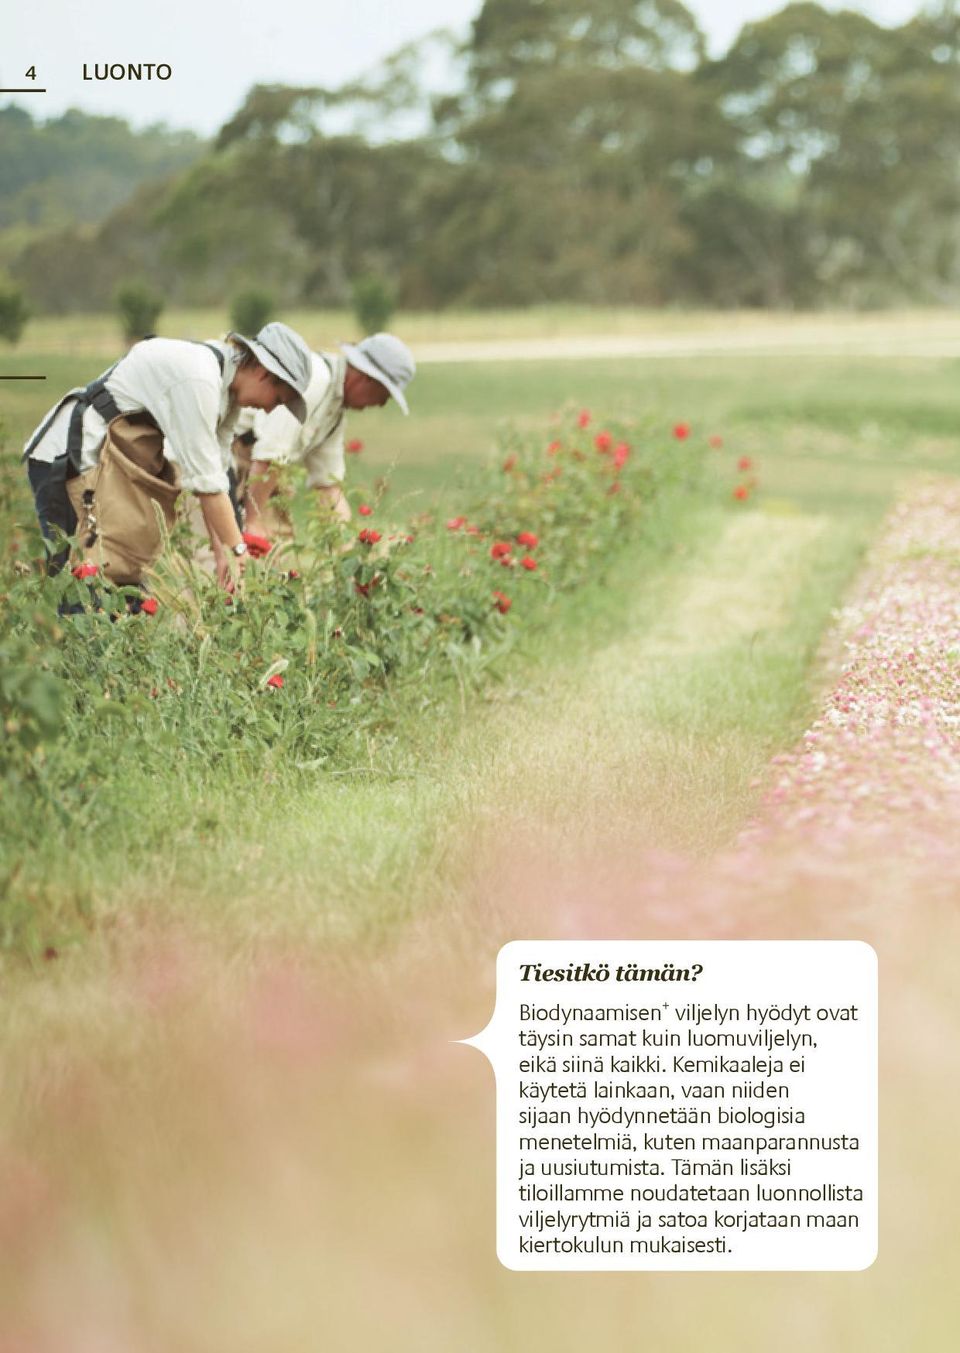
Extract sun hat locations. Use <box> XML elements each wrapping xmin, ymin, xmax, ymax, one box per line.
<box><xmin>340</xmin><ymin>333</ymin><xmax>416</xmax><ymax>414</ymax></box>
<box><xmin>229</xmin><ymin>322</ymin><xmax>313</xmax><ymax>422</ymax></box>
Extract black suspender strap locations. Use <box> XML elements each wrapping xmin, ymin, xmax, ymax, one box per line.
<box><xmin>198</xmin><ymin>341</ymin><xmax>226</xmax><ymax>373</ymax></box>
<box><xmin>62</xmin><ymin>365</ymin><xmax>122</xmax><ymax>472</ymax></box>
<box><xmin>21</xmin><ymin>361</ymin><xmax>121</xmax><ymax>467</ymax></box>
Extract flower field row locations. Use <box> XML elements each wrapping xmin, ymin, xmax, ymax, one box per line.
<box><xmin>0</xmin><ymin>409</ymin><xmax>710</xmax><ymax>950</ymax></box>
<box><xmin>739</xmin><ymin>480</ymin><xmax>960</xmax><ymax>864</ymax></box>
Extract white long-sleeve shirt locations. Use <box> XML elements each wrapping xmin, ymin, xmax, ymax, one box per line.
<box><xmin>24</xmin><ymin>338</ymin><xmax>242</xmax><ymax>495</ymax></box>
<box><xmin>234</xmin><ymin>351</ymin><xmax>347</xmax><ymax>488</ymax></box>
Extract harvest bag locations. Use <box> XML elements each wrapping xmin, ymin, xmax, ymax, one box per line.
<box><xmin>66</xmin><ymin>414</ymin><xmax>180</xmax><ymax>585</ymax></box>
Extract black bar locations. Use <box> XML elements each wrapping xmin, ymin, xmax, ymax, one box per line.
<box><xmin>0</xmin><ymin>375</ymin><xmax>47</xmax><ymax>381</ymax></box>
<box><xmin>0</xmin><ymin>88</ymin><xmax>48</xmax><ymax>93</ymax></box>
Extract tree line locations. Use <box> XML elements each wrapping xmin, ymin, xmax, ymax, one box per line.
<box><xmin>6</xmin><ymin>0</ymin><xmax>960</xmax><ymax>313</ymax></box>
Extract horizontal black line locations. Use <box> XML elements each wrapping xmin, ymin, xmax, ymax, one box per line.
<box><xmin>0</xmin><ymin>88</ymin><xmax>48</xmax><ymax>93</ymax></box>
<box><xmin>0</xmin><ymin>375</ymin><xmax>47</xmax><ymax>380</ymax></box>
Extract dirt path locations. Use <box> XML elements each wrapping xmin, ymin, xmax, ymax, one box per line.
<box><xmin>417</xmin><ymin>315</ymin><xmax>960</xmax><ymax>364</ymax></box>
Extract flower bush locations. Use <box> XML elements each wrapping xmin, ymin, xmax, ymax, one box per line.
<box><xmin>0</xmin><ymin>408</ymin><xmax>706</xmax><ymax>948</ymax></box>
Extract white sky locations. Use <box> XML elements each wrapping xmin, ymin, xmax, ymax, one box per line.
<box><xmin>0</xmin><ymin>0</ymin><xmax>930</xmax><ymax>136</ymax></box>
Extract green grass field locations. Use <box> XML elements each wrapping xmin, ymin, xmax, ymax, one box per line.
<box><xmin>1</xmin><ymin>315</ymin><xmax>957</xmax><ymax>1349</ymax></box>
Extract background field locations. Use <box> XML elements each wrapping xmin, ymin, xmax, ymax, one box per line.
<box><xmin>2</xmin><ymin>313</ymin><xmax>958</xmax><ymax>1349</ymax></box>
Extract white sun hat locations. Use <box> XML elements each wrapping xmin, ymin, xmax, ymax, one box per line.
<box><xmin>340</xmin><ymin>333</ymin><xmax>416</xmax><ymax>414</ymax></box>
<box><xmin>229</xmin><ymin>321</ymin><xmax>314</xmax><ymax>422</ymax></box>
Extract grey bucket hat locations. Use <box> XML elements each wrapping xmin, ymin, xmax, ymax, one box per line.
<box><xmin>229</xmin><ymin>322</ymin><xmax>313</xmax><ymax>422</ymax></box>
<box><xmin>340</xmin><ymin>333</ymin><xmax>416</xmax><ymax>414</ymax></box>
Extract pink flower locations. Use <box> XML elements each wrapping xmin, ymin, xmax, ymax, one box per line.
<box><xmin>547</xmin><ymin>440</ymin><xmax>562</xmax><ymax>455</ymax></box>
<box><xmin>140</xmin><ymin>597</ymin><xmax>158</xmax><ymax>616</ymax></box>
<box><xmin>516</xmin><ymin>531</ymin><xmax>539</xmax><ymax>548</ymax></box>
<box><xmin>577</xmin><ymin>410</ymin><xmax>591</xmax><ymax>429</ymax></box>
<box><xmin>358</xmin><ymin>528</ymin><xmax>382</xmax><ymax>544</ymax></box>
<box><xmin>358</xmin><ymin>503</ymin><xmax>373</xmax><ymax>516</ymax></box>
<box><xmin>613</xmin><ymin>442</ymin><xmax>630</xmax><ymax>470</ymax></box>
<box><xmin>446</xmin><ymin>517</ymin><xmax>466</xmax><ymax>531</ymax></box>
<box><xmin>594</xmin><ymin>431</ymin><xmax>613</xmax><ymax>453</ymax></box>
<box><xmin>346</xmin><ymin>438</ymin><xmax>363</xmax><ymax>454</ymax></box>
<box><xmin>733</xmin><ymin>484</ymin><xmax>750</xmax><ymax>501</ymax></box>
<box><xmin>266</xmin><ymin>674</ymin><xmax>284</xmax><ymax>690</ymax></box>
<box><xmin>71</xmin><ymin>562</ymin><xmax>98</xmax><ymax>579</ymax></box>
<box><xmin>673</xmin><ymin>422</ymin><xmax>691</xmax><ymax>440</ymax></box>
<box><xmin>737</xmin><ymin>456</ymin><xmax>753</xmax><ymax>472</ymax></box>
<box><xmin>520</xmin><ymin>556</ymin><xmax>537</xmax><ymax>571</ymax></box>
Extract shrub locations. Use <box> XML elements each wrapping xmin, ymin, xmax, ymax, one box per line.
<box><xmin>0</xmin><ymin>282</ymin><xmax>29</xmax><ymax>345</ymax></box>
<box><xmin>114</xmin><ymin>281</ymin><xmax>164</xmax><ymax>343</ymax></box>
<box><xmin>351</xmin><ymin>273</ymin><xmax>395</xmax><ymax>334</ymax></box>
<box><xmin>0</xmin><ymin>407</ymin><xmax>707</xmax><ymax>954</ymax></box>
<box><xmin>230</xmin><ymin>288</ymin><xmax>275</xmax><ymax>337</ymax></box>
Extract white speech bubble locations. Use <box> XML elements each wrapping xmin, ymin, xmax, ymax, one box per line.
<box><xmin>461</xmin><ymin>941</ymin><xmax>877</xmax><ymax>1271</ymax></box>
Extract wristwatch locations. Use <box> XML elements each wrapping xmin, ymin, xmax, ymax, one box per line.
<box><xmin>231</xmin><ymin>540</ymin><xmax>248</xmax><ymax>557</ymax></box>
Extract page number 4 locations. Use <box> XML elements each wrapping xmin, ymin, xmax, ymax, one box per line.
<box><xmin>25</xmin><ymin>67</ymin><xmax>37</xmax><ymax>80</ymax></box>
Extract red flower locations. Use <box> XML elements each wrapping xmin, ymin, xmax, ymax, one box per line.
<box><xmin>490</xmin><ymin>541</ymin><xmax>512</xmax><ymax>559</ymax></box>
<box><xmin>520</xmin><ymin>556</ymin><xmax>537</xmax><ymax>571</ymax></box>
<box><xmin>613</xmin><ymin>442</ymin><xmax>630</xmax><ymax>469</ymax></box>
<box><xmin>577</xmin><ymin>410</ymin><xmax>591</xmax><ymax>429</ymax></box>
<box><xmin>673</xmin><ymin>422</ymin><xmax>691</xmax><ymax>440</ymax></box>
<box><xmin>503</xmin><ymin>454</ymin><xmax>517</xmax><ymax>471</ymax></box>
<box><xmin>466</xmin><ymin>524</ymin><xmax>481</xmax><ymax>536</ymax></box>
<box><xmin>355</xmin><ymin>581</ymin><xmax>370</xmax><ymax>597</ymax></box>
<box><xmin>346</xmin><ymin>438</ymin><xmax>363</xmax><ymax>453</ymax></box>
<box><xmin>287</xmin><ymin>569</ymin><xmax>300</xmax><ymax>580</ymax></box>
<box><xmin>71</xmin><ymin>562</ymin><xmax>98</xmax><ymax>579</ymax></box>
<box><xmin>594</xmin><ymin>431</ymin><xmax>613</xmax><ymax>453</ymax></box>
<box><xmin>358</xmin><ymin>528</ymin><xmax>382</xmax><ymax>544</ymax></box>
<box><xmin>493</xmin><ymin>590</ymin><xmax>512</xmax><ymax>614</ymax></box>
<box><xmin>737</xmin><ymin>456</ymin><xmax>753</xmax><ymax>472</ymax></box>
<box><xmin>140</xmin><ymin>597</ymin><xmax>159</xmax><ymax>616</ymax></box>
<box><xmin>358</xmin><ymin>504</ymin><xmax>373</xmax><ymax>516</ymax></box>
<box><xmin>709</xmin><ymin>435</ymin><xmax>724</xmax><ymax>449</ymax></box>
<box><xmin>242</xmin><ymin>531</ymin><xmax>271</xmax><ymax>557</ymax></box>
<box><xmin>733</xmin><ymin>485</ymin><xmax>750</xmax><ymax>501</ymax></box>
<box><xmin>266</xmin><ymin>674</ymin><xmax>284</xmax><ymax>690</ymax></box>
<box><xmin>547</xmin><ymin>440</ymin><xmax>562</xmax><ymax>455</ymax></box>
<box><xmin>516</xmin><ymin>531</ymin><xmax>539</xmax><ymax>548</ymax></box>
<box><xmin>446</xmin><ymin>516</ymin><xmax>466</xmax><ymax>531</ymax></box>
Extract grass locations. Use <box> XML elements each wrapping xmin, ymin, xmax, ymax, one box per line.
<box><xmin>1</xmin><ymin>318</ymin><xmax>957</xmax><ymax>1349</ymax></box>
